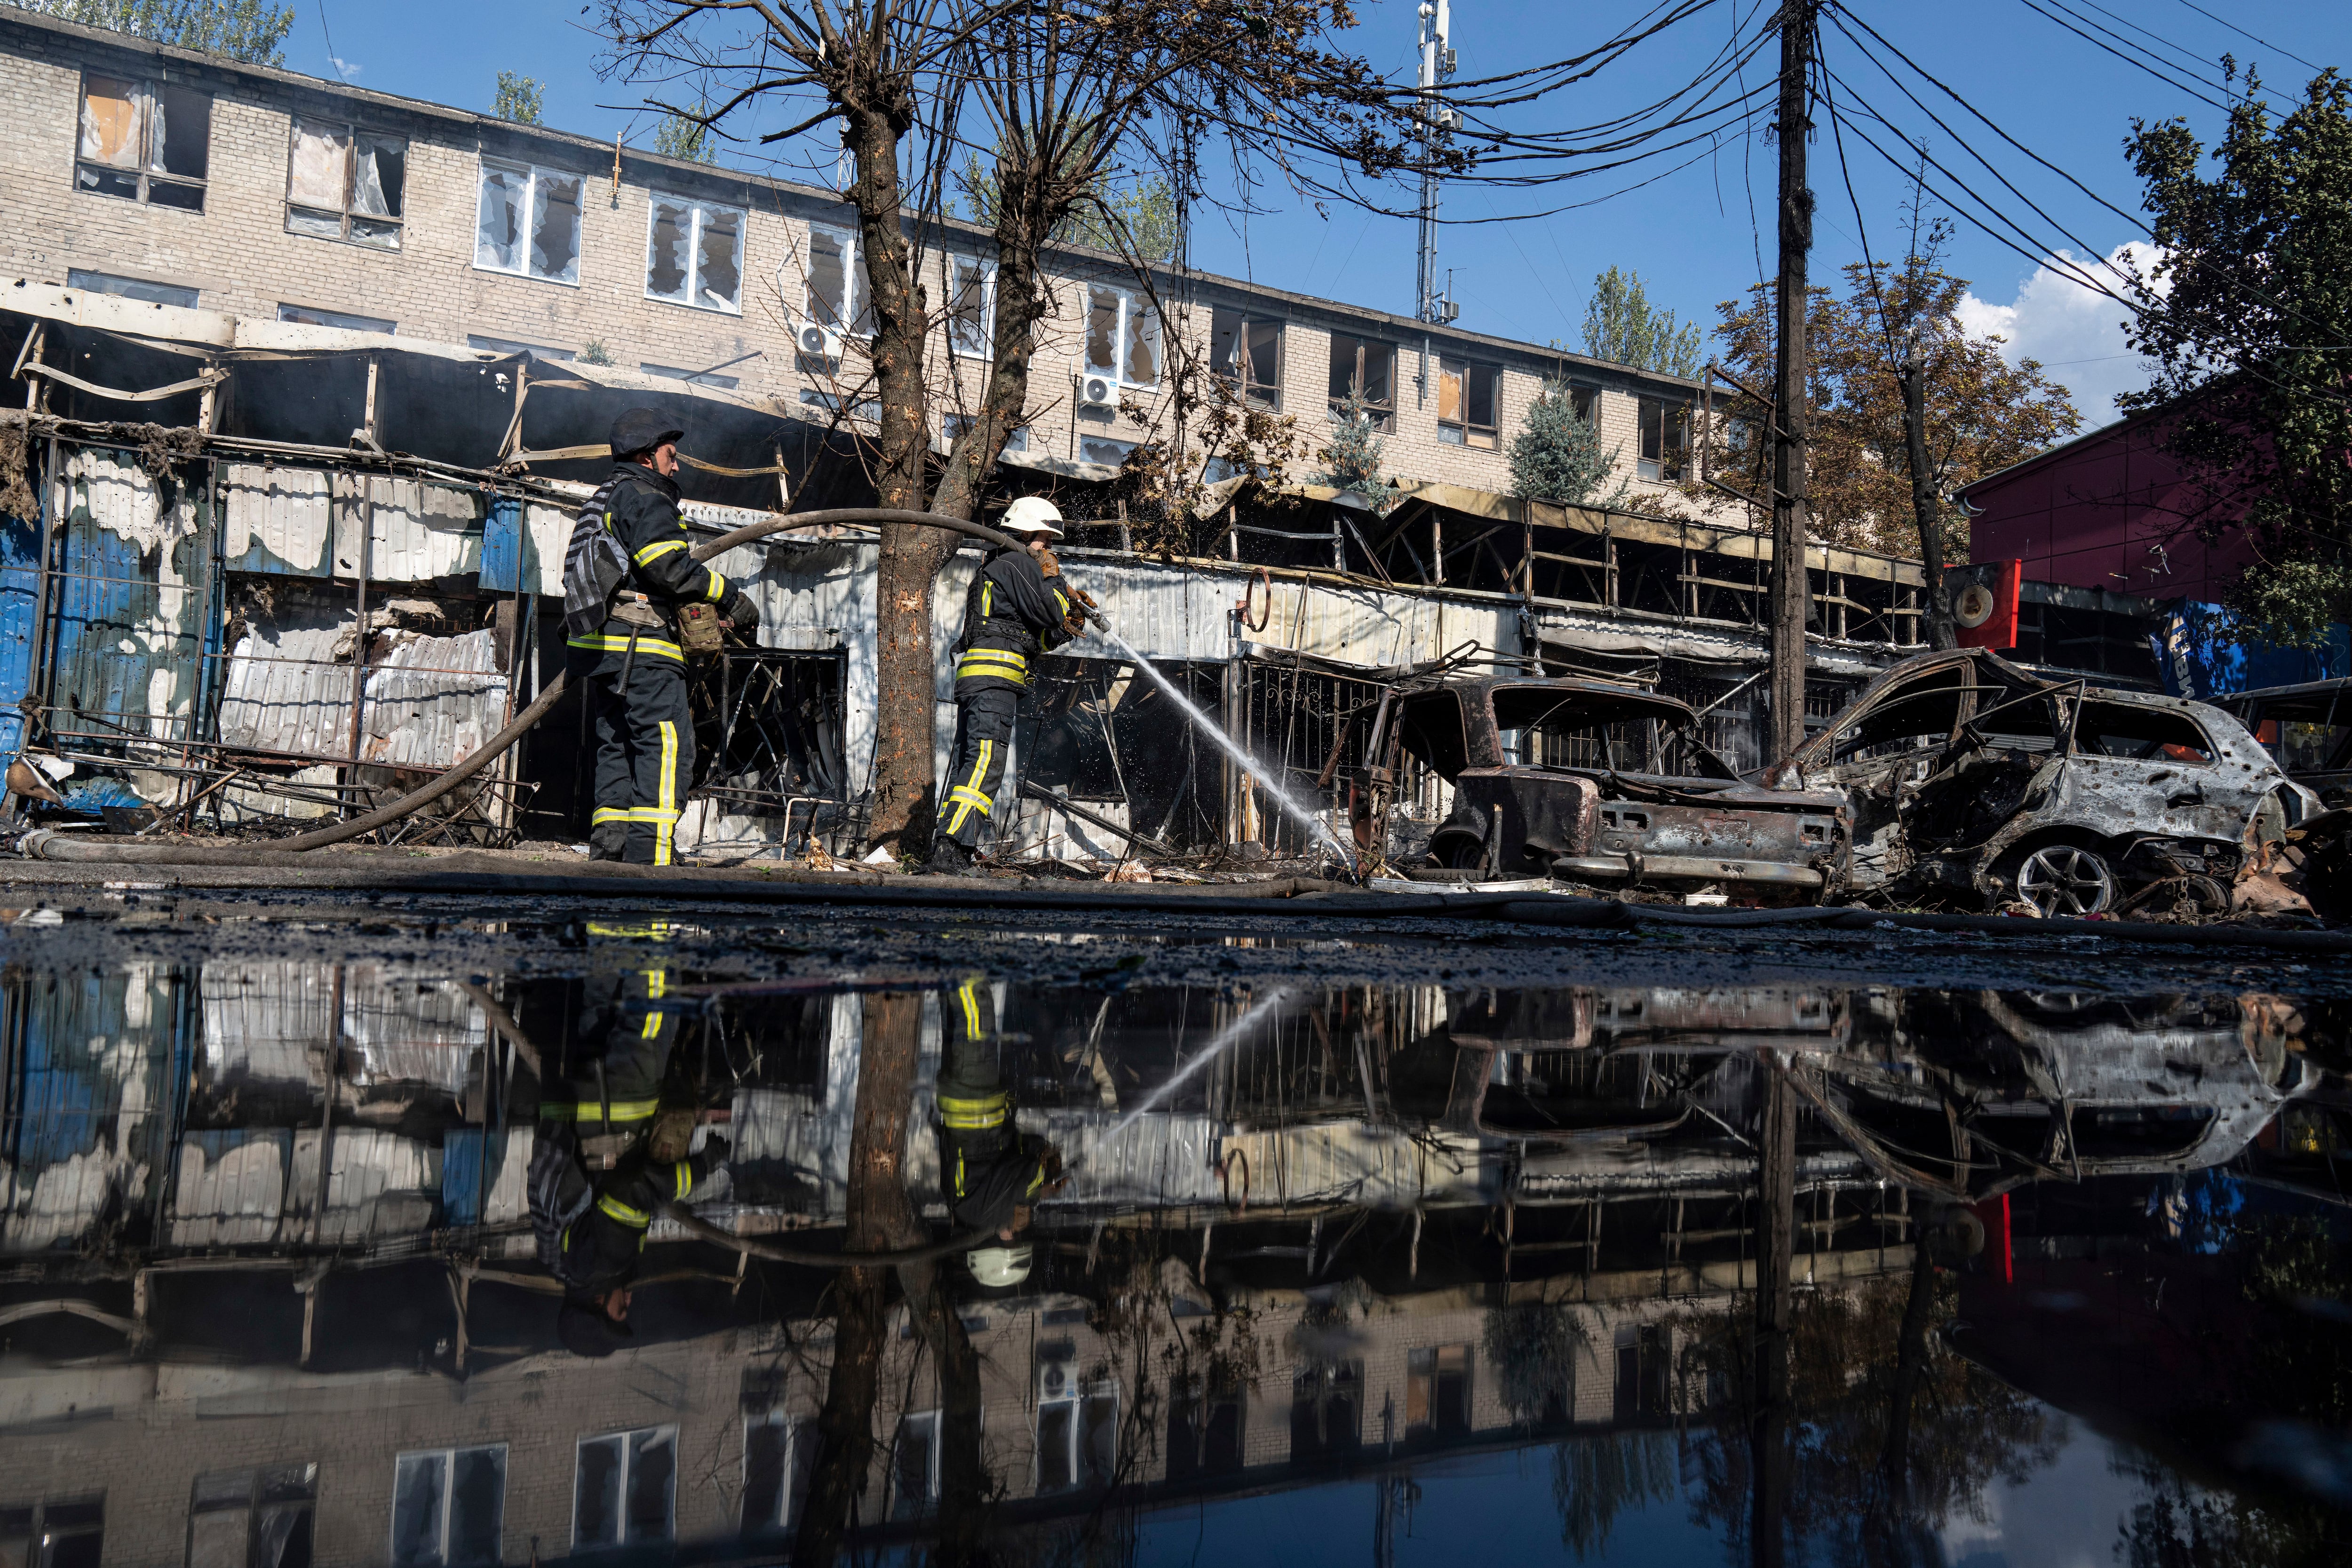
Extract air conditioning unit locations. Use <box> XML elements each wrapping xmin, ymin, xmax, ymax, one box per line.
<box><xmin>1077</xmin><ymin>373</ymin><xmax>1117</xmax><ymax>409</ymax></box>
<box><xmin>1036</xmin><ymin>1348</ymin><xmax>1082</xmax><ymax>1403</ymax></box>
<box><xmin>796</xmin><ymin>321</ymin><xmax>843</xmax><ymax>359</ymax></box>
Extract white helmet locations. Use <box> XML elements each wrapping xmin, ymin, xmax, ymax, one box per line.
<box><xmin>1000</xmin><ymin>496</ymin><xmax>1065</xmax><ymax>540</ymax></box>
<box><xmin>968</xmin><ymin>1243</ymin><xmax>1033</xmax><ymax>1288</ymax></box>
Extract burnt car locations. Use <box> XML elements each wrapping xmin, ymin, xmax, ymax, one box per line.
<box><xmin>1770</xmin><ymin>649</ymin><xmax>2317</xmax><ymax>914</ymax></box>
<box><xmin>2221</xmin><ymin>678</ymin><xmax>2352</xmax><ymax>805</ymax></box>
<box><xmin>1361</xmin><ymin>676</ymin><xmax>1847</xmax><ymax>893</ymax></box>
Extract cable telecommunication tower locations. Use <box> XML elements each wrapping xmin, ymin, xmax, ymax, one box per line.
<box><xmin>1414</xmin><ymin>0</ymin><xmax>1457</xmax><ymax>327</ymax></box>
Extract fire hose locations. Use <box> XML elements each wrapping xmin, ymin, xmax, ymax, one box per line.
<box><xmin>23</xmin><ymin>508</ymin><xmax>1069</xmax><ymax>862</ymax></box>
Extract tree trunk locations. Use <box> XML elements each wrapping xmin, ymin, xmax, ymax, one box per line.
<box><xmin>847</xmin><ymin>99</ymin><xmax>954</xmax><ymax>858</ymax></box>
<box><xmin>792</xmin><ymin>992</ymin><xmax>928</xmax><ymax>1568</ymax></box>
<box><xmin>1901</xmin><ymin>347</ymin><xmax>1957</xmax><ymax>650</ymax></box>
<box><xmin>1749</xmin><ymin>1067</ymin><xmax>1798</xmax><ymax>1568</ymax></box>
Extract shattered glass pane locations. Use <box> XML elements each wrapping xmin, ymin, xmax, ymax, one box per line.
<box><xmin>78</xmin><ymin>164</ymin><xmax>141</xmax><ymax>200</ymax></box>
<box><xmin>287</xmin><ymin>119</ymin><xmax>349</xmax><ymax>209</ymax></box>
<box><xmin>1086</xmin><ymin>287</ymin><xmax>1120</xmax><ymax>377</ymax></box>
<box><xmin>79</xmin><ymin>74</ymin><xmax>143</xmax><ymax>168</ymax></box>
<box><xmin>350</xmin><ymin>216</ymin><xmax>401</xmax><ymax>251</ymax></box>
<box><xmin>389</xmin><ymin>1452</ymin><xmax>444</xmax><ymax>1565</ymax></box>
<box><xmin>148</xmin><ymin>178</ymin><xmax>204</xmax><ymax>213</ymax></box>
<box><xmin>1123</xmin><ymin>300</ymin><xmax>1160</xmax><ymax>386</ymax></box>
<box><xmin>806</xmin><ymin>228</ymin><xmax>850</xmax><ymax>327</ymax></box>
<box><xmin>474</xmin><ymin>165</ymin><xmax>525</xmax><ymax>272</ymax></box>
<box><xmin>353</xmin><ymin>134</ymin><xmax>404</xmax><ymax>218</ymax></box>
<box><xmin>1466</xmin><ymin>362</ymin><xmax>1497</xmax><ymax>428</ymax></box>
<box><xmin>155</xmin><ymin>83</ymin><xmax>210</xmax><ymax>179</ymax></box>
<box><xmin>285</xmin><ymin>206</ymin><xmax>343</xmax><ymax>240</ymax></box>
<box><xmin>695</xmin><ymin>204</ymin><xmax>742</xmax><ymax>310</ymax></box>
<box><xmin>447</xmin><ymin>1446</ymin><xmax>504</xmax><ymax>1563</ymax></box>
<box><xmin>646</xmin><ymin>199</ymin><xmax>690</xmax><ymax>301</ymax></box>
<box><xmin>529</xmin><ymin>172</ymin><xmax>582</xmax><ymax>283</ymax></box>
<box><xmin>572</xmin><ymin>1436</ymin><xmax>623</xmax><ymax>1548</ymax></box>
<box><xmin>947</xmin><ymin>256</ymin><xmax>989</xmax><ymax>357</ymax></box>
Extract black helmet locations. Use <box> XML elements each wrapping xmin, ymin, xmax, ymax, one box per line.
<box><xmin>610</xmin><ymin>408</ymin><xmax>685</xmax><ymax>460</ymax></box>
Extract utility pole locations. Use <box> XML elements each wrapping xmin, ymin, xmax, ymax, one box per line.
<box><xmin>1900</xmin><ymin>342</ymin><xmax>1956</xmax><ymax>649</ymax></box>
<box><xmin>1413</xmin><ymin>0</ymin><xmax>1459</xmax><ymax>406</ymax></box>
<box><xmin>1767</xmin><ymin>0</ymin><xmax>1817</xmax><ymax>759</ymax></box>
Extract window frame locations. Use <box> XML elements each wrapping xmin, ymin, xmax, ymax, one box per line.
<box><xmin>74</xmin><ymin>71</ymin><xmax>209</xmax><ymax>211</ymax></box>
<box><xmin>1211</xmin><ymin>307</ymin><xmax>1284</xmax><ymax>409</ymax></box>
<box><xmin>389</xmin><ymin>1444</ymin><xmax>505</xmax><ymax>1568</ymax></box>
<box><xmin>940</xmin><ymin>254</ymin><xmax>998</xmax><ymax>361</ymax></box>
<box><xmin>644</xmin><ymin>191</ymin><xmax>746</xmax><ymax>315</ymax></box>
<box><xmin>572</xmin><ymin>1425</ymin><xmax>677</xmax><ymax>1551</ymax></box>
<box><xmin>284</xmin><ymin>116</ymin><xmax>406</xmax><ymax>249</ymax></box>
<box><xmin>1437</xmin><ymin>356</ymin><xmax>1501</xmax><ymax>450</ymax></box>
<box><xmin>472</xmin><ymin>157</ymin><xmax>585</xmax><ymax>286</ymax></box>
<box><xmin>889</xmin><ymin>1410</ymin><xmax>942</xmax><ymax>1519</ymax></box>
<box><xmin>1326</xmin><ymin>333</ymin><xmax>1397</xmax><ymax>430</ymax></box>
<box><xmin>1035</xmin><ymin>1384</ymin><xmax>1120</xmax><ymax>1494</ymax></box>
<box><xmin>7</xmin><ymin>1496</ymin><xmax>103</xmax><ymax>1568</ymax></box>
<box><xmin>1084</xmin><ymin>283</ymin><xmax>1162</xmax><ymax>390</ymax></box>
<box><xmin>798</xmin><ymin>223</ymin><xmax>872</xmax><ymax>337</ymax></box>
<box><xmin>1635</xmin><ymin>394</ymin><xmax>1689</xmax><ymax>483</ymax></box>
<box><xmin>740</xmin><ymin>1412</ymin><xmax>816</xmax><ymax>1536</ymax></box>
<box><xmin>1404</xmin><ymin>1343</ymin><xmax>1474</xmax><ymax>1435</ymax></box>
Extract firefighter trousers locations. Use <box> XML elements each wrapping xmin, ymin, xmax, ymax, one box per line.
<box><xmin>935</xmin><ymin>686</ymin><xmax>1019</xmax><ymax>851</ymax></box>
<box><xmin>572</xmin><ymin>643</ymin><xmax>694</xmax><ymax>866</ymax></box>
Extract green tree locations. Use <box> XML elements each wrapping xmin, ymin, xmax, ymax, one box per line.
<box><xmin>1485</xmin><ymin>1303</ymin><xmax>1589</xmax><ymax>1425</ymax></box>
<box><xmin>1312</xmin><ymin>392</ymin><xmax>1398</xmax><ymax>510</ymax></box>
<box><xmin>8</xmin><ymin>0</ymin><xmax>293</xmax><ymax>64</ymax></box>
<box><xmin>1583</xmin><ymin>266</ymin><xmax>1703</xmax><ymax>378</ymax></box>
<box><xmin>652</xmin><ymin>107</ymin><xmax>714</xmax><ymax>164</ymax></box>
<box><xmin>1510</xmin><ymin>378</ymin><xmax>1626</xmax><ymax>507</ymax></box>
<box><xmin>2124</xmin><ymin>67</ymin><xmax>2352</xmax><ymax>643</ymax></box>
<box><xmin>493</xmin><ymin>70</ymin><xmax>544</xmax><ymax>125</ymax></box>
<box><xmin>959</xmin><ymin>147</ymin><xmax>1178</xmax><ymax>261</ymax></box>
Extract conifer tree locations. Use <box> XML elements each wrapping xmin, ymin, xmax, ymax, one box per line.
<box><xmin>1312</xmin><ymin>393</ymin><xmax>1398</xmax><ymax>510</ymax></box>
<box><xmin>1510</xmin><ymin>380</ymin><xmax>1623</xmax><ymax>506</ymax></box>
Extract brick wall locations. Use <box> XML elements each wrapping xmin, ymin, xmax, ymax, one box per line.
<box><xmin>0</xmin><ymin>14</ymin><xmax>1729</xmax><ymax>525</ymax></box>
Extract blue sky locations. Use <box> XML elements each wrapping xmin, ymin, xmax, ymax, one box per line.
<box><xmin>304</xmin><ymin>0</ymin><xmax>2352</xmax><ymax>425</ymax></box>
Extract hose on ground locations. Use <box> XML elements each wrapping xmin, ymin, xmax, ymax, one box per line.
<box><xmin>23</xmin><ymin>508</ymin><xmax>1026</xmax><ymax>859</ymax></box>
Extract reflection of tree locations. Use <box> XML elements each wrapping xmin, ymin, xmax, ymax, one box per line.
<box><xmin>1677</xmin><ymin>1268</ymin><xmax>2061</xmax><ymax>1566</ymax></box>
<box><xmin>1486</xmin><ymin>1303</ymin><xmax>1589</xmax><ymax>1426</ymax></box>
<box><xmin>2106</xmin><ymin>1449</ymin><xmax>2352</xmax><ymax>1568</ymax></box>
<box><xmin>1550</xmin><ymin>1431</ymin><xmax>1676</xmax><ymax>1558</ymax></box>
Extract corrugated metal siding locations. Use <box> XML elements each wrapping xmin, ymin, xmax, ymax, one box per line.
<box><xmin>223</xmin><ymin>467</ymin><xmax>485</xmax><ymax>582</ymax></box>
<box><xmin>222</xmin><ymin>464</ymin><xmax>333</xmax><ymax>575</ymax></box>
<box><xmin>217</xmin><ymin>620</ymin><xmax>506</xmax><ymax>770</ymax></box>
<box><xmin>169</xmin><ymin>1129</ymin><xmax>290</xmax><ymax>1247</ymax></box>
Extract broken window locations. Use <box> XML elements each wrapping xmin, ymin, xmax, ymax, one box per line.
<box><xmin>944</xmin><ymin>414</ymin><xmax>1028</xmax><ymax>454</ymax></box>
<box><xmin>1166</xmin><ymin>1376</ymin><xmax>1245</xmax><ymax>1480</ymax></box>
<box><xmin>1291</xmin><ymin>1361</ymin><xmax>1364</xmax><ymax>1458</ymax></box>
<box><xmin>1570</xmin><ymin>384</ymin><xmax>1597</xmax><ymax>422</ymax></box>
<box><xmin>3</xmin><ymin>1497</ymin><xmax>102</xmax><ymax>1568</ymax></box>
<box><xmin>286</xmin><ymin>118</ymin><xmax>405</xmax><ymax>247</ymax></box>
<box><xmin>803</xmin><ymin>224</ymin><xmax>871</xmax><ymax>334</ymax></box>
<box><xmin>1085</xmin><ymin>284</ymin><xmax>1160</xmax><ymax>387</ymax></box>
<box><xmin>945</xmin><ymin>255</ymin><xmax>995</xmax><ymax>358</ymax></box>
<box><xmin>889</xmin><ymin>1411</ymin><xmax>940</xmax><ymax>1519</ymax></box>
<box><xmin>740</xmin><ymin>1414</ymin><xmax>817</xmax><ymax>1536</ymax></box>
<box><xmin>1613</xmin><ymin>1326</ymin><xmax>1671</xmax><ymax>1419</ymax></box>
<box><xmin>65</xmin><ymin>268</ymin><xmax>197</xmax><ymax>308</ymax></box>
<box><xmin>1037</xmin><ymin>1386</ymin><xmax>1119</xmax><ymax>1492</ymax></box>
<box><xmin>1636</xmin><ymin>395</ymin><xmax>1688</xmax><ymax>482</ymax></box>
<box><xmin>573</xmin><ymin>1427</ymin><xmax>675</xmax><ymax>1549</ymax></box>
<box><xmin>1394</xmin><ymin>691</ymin><xmax>1470</xmax><ymax>780</ymax></box>
<box><xmin>475</xmin><ymin>159</ymin><xmax>581</xmax><ymax>284</ymax></box>
<box><xmin>77</xmin><ymin>72</ymin><xmax>208</xmax><ymax>209</ymax></box>
<box><xmin>1079</xmin><ymin>436</ymin><xmax>1136</xmax><ymax>468</ymax></box>
<box><xmin>189</xmin><ymin>1465</ymin><xmax>316</xmax><ymax>1568</ymax></box>
<box><xmin>1406</xmin><ymin>1344</ymin><xmax>1473</xmax><ymax>1435</ymax></box>
<box><xmin>1438</xmin><ymin>356</ymin><xmax>1501</xmax><ymax>449</ymax></box>
<box><xmin>278</xmin><ymin>302</ymin><xmax>395</xmax><ymax>334</ymax></box>
<box><xmin>645</xmin><ymin>194</ymin><xmax>745</xmax><ymax>312</ymax></box>
<box><xmin>2074</xmin><ymin>700</ymin><xmax>2214</xmax><ymax>763</ymax></box>
<box><xmin>1327</xmin><ymin>333</ymin><xmax>1396</xmax><ymax>429</ymax></box>
<box><xmin>1211</xmin><ymin>307</ymin><xmax>1283</xmax><ymax>408</ymax></box>
<box><xmin>389</xmin><ymin>1447</ymin><xmax>503</xmax><ymax>1567</ymax></box>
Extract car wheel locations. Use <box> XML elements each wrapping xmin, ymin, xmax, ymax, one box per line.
<box><xmin>2007</xmin><ymin>842</ymin><xmax>2116</xmax><ymax>916</ymax></box>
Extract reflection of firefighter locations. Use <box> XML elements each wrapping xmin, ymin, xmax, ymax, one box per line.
<box><xmin>933</xmin><ymin>976</ymin><xmax>1062</xmax><ymax>1285</ymax></box>
<box><xmin>550</xmin><ymin>1132</ymin><xmax>730</xmax><ymax>1357</ymax></box>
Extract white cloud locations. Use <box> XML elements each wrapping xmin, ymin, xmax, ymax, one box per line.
<box><xmin>1958</xmin><ymin>240</ymin><xmax>2168</xmax><ymax>428</ymax></box>
<box><xmin>332</xmin><ymin>56</ymin><xmax>362</xmax><ymax>81</ymax></box>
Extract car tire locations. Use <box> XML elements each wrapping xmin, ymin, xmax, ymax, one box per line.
<box><xmin>1999</xmin><ymin>841</ymin><xmax>2117</xmax><ymax>917</ymax></box>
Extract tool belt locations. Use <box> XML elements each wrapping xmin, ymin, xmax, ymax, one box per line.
<box><xmin>610</xmin><ymin>592</ymin><xmax>668</xmax><ymax>630</ymax></box>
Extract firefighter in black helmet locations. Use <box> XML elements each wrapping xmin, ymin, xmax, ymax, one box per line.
<box><xmin>924</xmin><ymin>497</ymin><xmax>1087</xmax><ymax>875</ymax></box>
<box><xmin>561</xmin><ymin>409</ymin><xmax>762</xmax><ymax>866</ymax></box>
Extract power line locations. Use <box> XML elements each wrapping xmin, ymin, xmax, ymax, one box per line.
<box><xmin>2169</xmin><ymin>0</ymin><xmax>2323</xmax><ymax>74</ymax></box>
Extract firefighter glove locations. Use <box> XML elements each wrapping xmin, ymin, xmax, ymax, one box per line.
<box><xmin>721</xmin><ymin>589</ymin><xmax>761</xmax><ymax>634</ymax></box>
<box><xmin>1037</xmin><ymin>547</ymin><xmax>1062</xmax><ymax>578</ymax></box>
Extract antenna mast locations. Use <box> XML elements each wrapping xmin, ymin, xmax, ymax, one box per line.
<box><xmin>1414</xmin><ymin>0</ymin><xmax>1457</xmax><ymax>326</ymax></box>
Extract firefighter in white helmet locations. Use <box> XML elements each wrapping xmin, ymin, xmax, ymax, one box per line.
<box><xmin>925</xmin><ymin>496</ymin><xmax>1089</xmax><ymax>875</ymax></box>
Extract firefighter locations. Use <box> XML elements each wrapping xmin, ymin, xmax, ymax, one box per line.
<box><xmin>553</xmin><ymin>1129</ymin><xmax>731</xmax><ymax>1357</ymax></box>
<box><xmin>562</xmin><ymin>409</ymin><xmax>761</xmax><ymax>866</ymax></box>
<box><xmin>924</xmin><ymin>497</ymin><xmax>1089</xmax><ymax>875</ymax></box>
<box><xmin>933</xmin><ymin>974</ymin><xmax>1063</xmax><ymax>1287</ymax></box>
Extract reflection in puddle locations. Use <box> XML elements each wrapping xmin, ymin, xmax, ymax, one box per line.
<box><xmin>1</xmin><ymin>950</ymin><xmax>2348</xmax><ymax>1564</ymax></box>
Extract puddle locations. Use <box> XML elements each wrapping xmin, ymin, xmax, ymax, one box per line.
<box><xmin>1</xmin><ymin>917</ymin><xmax>2348</xmax><ymax>1564</ymax></box>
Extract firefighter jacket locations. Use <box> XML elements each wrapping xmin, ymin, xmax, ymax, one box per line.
<box><xmin>536</xmin><ymin>966</ymin><xmax>679</xmax><ymax>1134</ymax></box>
<box><xmin>563</xmin><ymin>464</ymin><xmax>734</xmax><ymax>664</ymax></box>
<box><xmin>933</xmin><ymin>977</ymin><xmax>1055</xmax><ymax>1233</ymax></box>
<box><xmin>557</xmin><ymin>1140</ymin><xmax>727</xmax><ymax>1295</ymax></box>
<box><xmin>953</xmin><ymin>546</ymin><xmax>1074</xmax><ymax>695</ymax></box>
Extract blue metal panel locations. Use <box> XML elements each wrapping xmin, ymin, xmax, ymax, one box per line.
<box><xmin>0</xmin><ymin>506</ymin><xmax>36</xmax><ymax>760</ymax></box>
<box><xmin>479</xmin><ymin>493</ymin><xmax>524</xmax><ymax>592</ymax></box>
<box><xmin>440</xmin><ymin>1127</ymin><xmax>511</xmax><ymax>1226</ymax></box>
